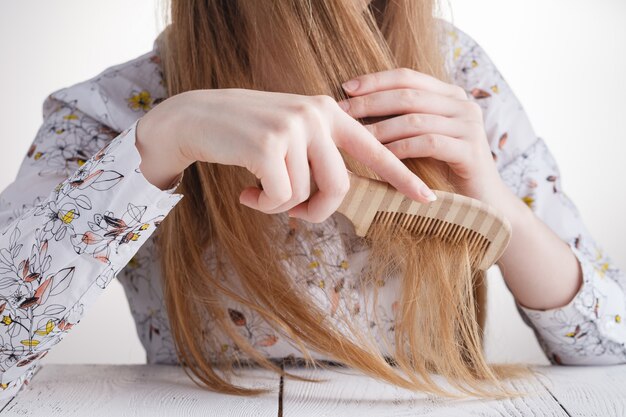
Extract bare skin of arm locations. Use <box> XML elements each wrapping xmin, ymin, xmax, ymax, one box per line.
<box><xmin>490</xmin><ymin>180</ymin><xmax>583</xmax><ymax>311</ymax></box>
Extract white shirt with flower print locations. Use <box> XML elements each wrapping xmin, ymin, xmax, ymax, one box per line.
<box><xmin>1</xmin><ymin>20</ymin><xmax>625</xmax><ymax>405</ymax></box>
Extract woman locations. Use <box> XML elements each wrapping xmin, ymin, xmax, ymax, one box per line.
<box><xmin>0</xmin><ymin>0</ymin><xmax>624</xmax><ymax>402</ymax></box>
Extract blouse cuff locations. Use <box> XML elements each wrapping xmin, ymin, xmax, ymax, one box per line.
<box><xmin>58</xmin><ymin>118</ymin><xmax>185</xmax><ymax>269</ymax></box>
<box><xmin>515</xmin><ymin>244</ymin><xmax>626</xmax><ymax>362</ymax></box>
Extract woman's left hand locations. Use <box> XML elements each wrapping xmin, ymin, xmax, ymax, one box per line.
<box><xmin>337</xmin><ymin>68</ymin><xmax>505</xmax><ymax>204</ymax></box>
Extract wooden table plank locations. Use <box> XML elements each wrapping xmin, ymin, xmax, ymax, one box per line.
<box><xmin>5</xmin><ymin>364</ymin><xmax>626</xmax><ymax>416</ymax></box>
<box><xmin>280</xmin><ymin>365</ymin><xmax>568</xmax><ymax>416</ymax></box>
<box><xmin>533</xmin><ymin>364</ymin><xmax>626</xmax><ymax>417</ymax></box>
<box><xmin>2</xmin><ymin>364</ymin><xmax>280</xmax><ymax>417</ymax></box>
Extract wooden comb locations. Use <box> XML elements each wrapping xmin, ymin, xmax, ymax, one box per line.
<box><xmin>334</xmin><ymin>171</ymin><xmax>512</xmax><ymax>271</ymax></box>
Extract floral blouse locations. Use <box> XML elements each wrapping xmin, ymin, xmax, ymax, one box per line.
<box><xmin>1</xmin><ymin>20</ymin><xmax>626</xmax><ymax>404</ymax></box>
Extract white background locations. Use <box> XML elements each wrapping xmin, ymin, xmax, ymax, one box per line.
<box><xmin>0</xmin><ymin>0</ymin><xmax>624</xmax><ymax>366</ymax></box>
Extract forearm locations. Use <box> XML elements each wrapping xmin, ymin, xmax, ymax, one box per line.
<box><xmin>489</xmin><ymin>181</ymin><xmax>583</xmax><ymax>310</ymax></box>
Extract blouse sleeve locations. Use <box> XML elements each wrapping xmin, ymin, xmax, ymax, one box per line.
<box><xmin>0</xmin><ymin>92</ymin><xmax>184</xmax><ymax>405</ymax></box>
<box><xmin>445</xmin><ymin>21</ymin><xmax>626</xmax><ymax>365</ymax></box>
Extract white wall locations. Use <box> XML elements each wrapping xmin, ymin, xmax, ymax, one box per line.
<box><xmin>0</xmin><ymin>1</ymin><xmax>624</xmax><ymax>366</ymax></box>
<box><xmin>0</xmin><ymin>0</ymin><xmax>164</xmax><ymax>364</ymax></box>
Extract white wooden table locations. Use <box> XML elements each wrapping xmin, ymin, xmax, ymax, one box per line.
<box><xmin>1</xmin><ymin>364</ymin><xmax>624</xmax><ymax>416</ymax></box>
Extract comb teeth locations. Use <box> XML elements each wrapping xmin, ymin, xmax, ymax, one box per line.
<box><xmin>372</xmin><ymin>211</ymin><xmax>491</xmax><ymax>264</ymax></box>
<box><xmin>336</xmin><ymin>172</ymin><xmax>512</xmax><ymax>271</ymax></box>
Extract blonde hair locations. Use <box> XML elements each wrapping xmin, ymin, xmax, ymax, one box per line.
<box><xmin>154</xmin><ymin>0</ymin><xmax>530</xmax><ymax>399</ymax></box>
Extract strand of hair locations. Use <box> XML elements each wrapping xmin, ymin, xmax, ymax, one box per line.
<box><xmin>371</xmin><ymin>212</ymin><xmax>490</xmax><ymax>267</ymax></box>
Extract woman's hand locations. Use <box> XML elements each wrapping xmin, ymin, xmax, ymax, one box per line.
<box><xmin>337</xmin><ymin>68</ymin><xmax>505</xmax><ymax>204</ymax></box>
<box><xmin>336</xmin><ymin>70</ymin><xmax>588</xmax><ymax>310</ymax></box>
<box><xmin>136</xmin><ymin>88</ymin><xmax>438</xmax><ymax>224</ymax></box>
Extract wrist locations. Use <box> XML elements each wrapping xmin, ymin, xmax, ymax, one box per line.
<box><xmin>135</xmin><ymin>114</ymin><xmax>190</xmax><ymax>191</ymax></box>
<box><xmin>482</xmin><ymin>178</ymin><xmax>533</xmax><ymax>227</ymax></box>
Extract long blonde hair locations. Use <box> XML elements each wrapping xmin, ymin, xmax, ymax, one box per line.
<box><xmin>154</xmin><ymin>0</ymin><xmax>529</xmax><ymax>398</ymax></box>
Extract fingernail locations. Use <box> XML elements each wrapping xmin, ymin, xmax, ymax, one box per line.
<box><xmin>342</xmin><ymin>79</ymin><xmax>360</xmax><ymax>92</ymax></box>
<box><xmin>338</xmin><ymin>100</ymin><xmax>350</xmax><ymax>112</ymax></box>
<box><xmin>421</xmin><ymin>188</ymin><xmax>437</xmax><ymax>202</ymax></box>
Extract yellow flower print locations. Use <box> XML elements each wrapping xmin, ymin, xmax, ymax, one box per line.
<box><xmin>312</xmin><ymin>248</ymin><xmax>322</xmax><ymax>257</ymax></box>
<box><xmin>63</xmin><ymin>113</ymin><xmax>78</xmax><ymax>120</ymax></box>
<box><xmin>20</xmin><ymin>339</ymin><xmax>40</xmax><ymax>347</ymax></box>
<box><xmin>1</xmin><ymin>315</ymin><xmax>12</xmax><ymax>325</ymax></box>
<box><xmin>339</xmin><ymin>260</ymin><xmax>349</xmax><ymax>270</ymax></box>
<box><xmin>596</xmin><ymin>263</ymin><xmax>609</xmax><ymax>277</ymax></box>
<box><xmin>453</xmin><ymin>47</ymin><xmax>462</xmax><ymax>60</ymax></box>
<box><xmin>318</xmin><ymin>280</ymin><xmax>325</xmax><ymax>289</ymax></box>
<box><xmin>522</xmin><ymin>196</ymin><xmax>534</xmax><ymax>209</ymax></box>
<box><xmin>0</xmin><ymin>383</ymin><xmax>8</xmax><ymax>390</ymax></box>
<box><xmin>35</xmin><ymin>319</ymin><xmax>55</xmax><ymax>336</ymax></box>
<box><xmin>121</xmin><ymin>232</ymin><xmax>140</xmax><ymax>245</ymax></box>
<box><xmin>490</xmin><ymin>85</ymin><xmax>499</xmax><ymax>94</ymax></box>
<box><xmin>564</xmin><ymin>325</ymin><xmax>585</xmax><ymax>338</ymax></box>
<box><xmin>127</xmin><ymin>90</ymin><xmax>153</xmax><ymax>112</ymax></box>
<box><xmin>60</xmin><ymin>209</ymin><xmax>76</xmax><ymax>224</ymax></box>
<box><xmin>471</xmin><ymin>59</ymin><xmax>478</xmax><ymax>68</ymax></box>
<box><xmin>308</xmin><ymin>261</ymin><xmax>319</xmax><ymax>269</ymax></box>
<box><xmin>616</xmin><ymin>315</ymin><xmax>622</xmax><ymax>323</ymax></box>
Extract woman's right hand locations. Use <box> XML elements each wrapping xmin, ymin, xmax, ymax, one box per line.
<box><xmin>136</xmin><ymin>88</ymin><xmax>436</xmax><ymax>223</ymax></box>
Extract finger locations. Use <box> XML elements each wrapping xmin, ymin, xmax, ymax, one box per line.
<box><xmin>288</xmin><ymin>134</ymin><xmax>350</xmax><ymax>223</ymax></box>
<box><xmin>240</xmin><ymin>157</ymin><xmax>293</xmax><ymax>212</ymax></box>
<box><xmin>342</xmin><ymin>68</ymin><xmax>468</xmax><ymax>100</ymax></box>
<box><xmin>339</xmin><ymin>88</ymin><xmax>467</xmax><ymax>119</ymax></box>
<box><xmin>331</xmin><ymin>106</ymin><xmax>437</xmax><ymax>203</ymax></box>
<box><xmin>263</xmin><ymin>139</ymin><xmax>311</xmax><ymax>214</ymax></box>
<box><xmin>385</xmin><ymin>134</ymin><xmax>469</xmax><ymax>165</ymax></box>
<box><xmin>365</xmin><ymin>113</ymin><xmax>469</xmax><ymax>144</ymax></box>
